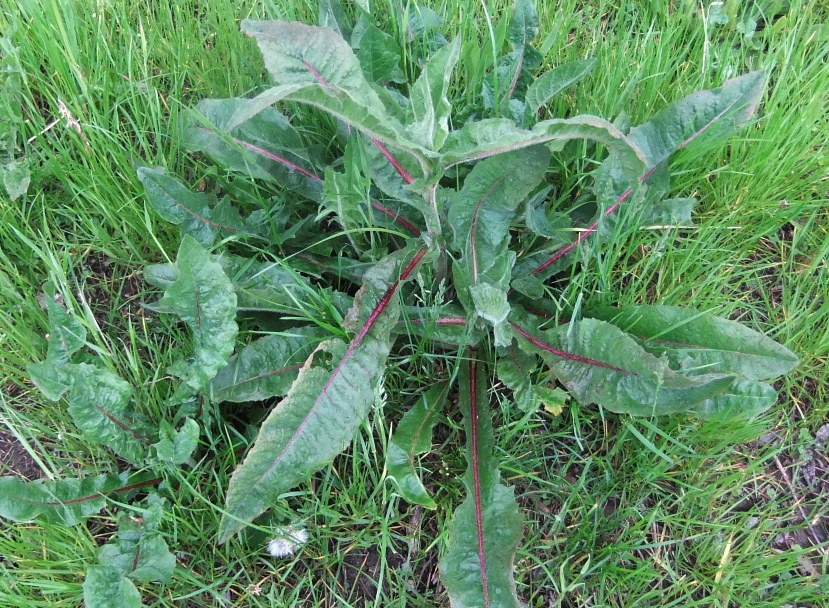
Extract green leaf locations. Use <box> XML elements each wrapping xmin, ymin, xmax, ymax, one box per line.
<box><xmin>386</xmin><ymin>382</ymin><xmax>450</xmax><ymax>508</ymax></box>
<box><xmin>440</xmin><ymin>358</ymin><xmax>523</xmax><ymax>608</ymax></box>
<box><xmin>240</xmin><ymin>19</ymin><xmax>414</xmax><ymax>150</ymax></box>
<box><xmin>508</xmin><ymin>0</ymin><xmax>539</xmax><ymax>48</ymax></box>
<box><xmin>97</xmin><ymin>507</ymin><xmax>176</xmax><ymax>584</ymax></box>
<box><xmin>470</xmin><ymin>282</ymin><xmax>510</xmax><ymax>327</ymax></box>
<box><xmin>27</xmin><ymin>298</ymin><xmax>154</xmax><ymax>464</ymax></box>
<box><xmin>631</xmin><ymin>71</ymin><xmax>765</xmax><ymax>167</ymax></box>
<box><xmin>442</xmin><ymin>116</ymin><xmax>647</xmax><ymax>181</ymax></box>
<box><xmin>396</xmin><ymin>305</ymin><xmax>482</xmax><ymax>347</ymax></box>
<box><xmin>137</xmin><ymin>167</ymin><xmax>264</xmax><ymax>244</ymax></box>
<box><xmin>235</xmin><ymin>83</ymin><xmax>431</xmax><ymax>162</ymax></box>
<box><xmin>318</xmin><ymin>0</ymin><xmax>351</xmax><ymax>39</ymax></box>
<box><xmin>156</xmin><ymin>237</ymin><xmax>238</xmax><ymax>392</ymax></box>
<box><xmin>447</xmin><ymin>146</ymin><xmax>549</xmax><ymax>340</ymax></box>
<box><xmin>65</xmin><ymin>364</ymin><xmax>154</xmax><ymax>466</ymax></box>
<box><xmin>364</xmin><ymin>137</ymin><xmax>431</xmax><ymax>223</ymax></box>
<box><xmin>689</xmin><ymin>378</ymin><xmax>777</xmax><ymax>419</ymax></box>
<box><xmin>0</xmin><ymin>471</ymin><xmax>156</xmax><ymax>525</ymax></box>
<box><xmin>0</xmin><ymin>38</ymin><xmax>30</xmax><ymax>201</ymax></box>
<box><xmin>511</xmin><ymin>318</ymin><xmax>738</xmax><ymax>416</ymax></box>
<box><xmin>97</xmin><ymin>534</ymin><xmax>175</xmax><ymax>583</ymax></box>
<box><xmin>2</xmin><ymin>157</ymin><xmax>29</xmax><ymax>200</ymax></box>
<box><xmin>153</xmin><ymin>418</ymin><xmax>200</xmax><ymax>465</ymax></box>
<box><xmin>496</xmin><ymin>345</ymin><xmax>543</xmax><ymax>411</ymax></box>
<box><xmin>525</xmin><ymin>58</ymin><xmax>597</xmax><ymax>115</ymax></box>
<box><xmin>320</xmin><ymin>136</ymin><xmax>372</xmax><ymax>253</ymax></box>
<box><xmin>83</xmin><ymin>566</ymin><xmax>142</xmax><ymax>608</ymax></box>
<box><xmin>146</xmin><ymin>253</ymin><xmax>319</xmax><ymax>315</ymax></box>
<box><xmin>585</xmin><ymin>305</ymin><xmax>799</xmax><ymax>381</ymax></box>
<box><xmin>638</xmin><ymin>197</ymin><xmax>695</xmax><ymax>226</ymax></box>
<box><xmin>355</xmin><ymin>23</ymin><xmax>406</xmax><ymax>84</ymax></box>
<box><xmin>209</xmin><ymin>328</ymin><xmax>326</xmax><ymax>403</ymax></box>
<box><xmin>219</xmin><ymin>247</ymin><xmax>429</xmax><ymax>541</ymax></box>
<box><xmin>43</xmin><ymin>293</ymin><xmax>86</xmax><ymax>364</ymax></box>
<box><xmin>406</xmin><ymin>37</ymin><xmax>461</xmax><ymax>151</ymax></box>
<box><xmin>448</xmin><ymin>146</ymin><xmax>549</xmax><ymax>279</ymax></box>
<box><xmin>594</xmin><ymin>71</ymin><xmax>765</xmax><ymax>202</ymax></box>
<box><xmin>482</xmin><ymin>50</ymin><xmax>524</xmax><ymax>114</ymax></box>
<box><xmin>510</xmin><ymin>273</ymin><xmax>545</xmax><ymax>299</ymax></box>
<box><xmin>27</xmin><ymin>358</ymin><xmax>72</xmax><ymax>401</ymax></box>
<box><xmin>184</xmin><ymin>98</ymin><xmax>324</xmax><ymax>203</ymax></box>
<box><xmin>242</xmin><ymin>20</ymin><xmax>375</xmax><ymax>97</ymax></box>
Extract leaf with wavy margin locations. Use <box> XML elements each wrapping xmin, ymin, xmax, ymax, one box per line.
<box><xmin>386</xmin><ymin>381</ymin><xmax>449</xmax><ymax>508</ymax></box>
<box><xmin>525</xmin><ymin>57</ymin><xmax>597</xmax><ymax>115</ymax></box>
<box><xmin>219</xmin><ymin>246</ymin><xmax>429</xmax><ymax>541</ymax></box>
<box><xmin>585</xmin><ymin>305</ymin><xmax>798</xmax><ymax>381</ymax></box>
<box><xmin>441</xmin><ymin>116</ymin><xmax>646</xmax><ymax>180</ymax></box>
<box><xmin>440</xmin><ymin>357</ymin><xmax>523</xmax><ymax>608</ymax></box>
<box><xmin>183</xmin><ymin>98</ymin><xmax>323</xmax><ymax>203</ymax></box>
<box><xmin>447</xmin><ymin>146</ymin><xmax>549</xmax><ymax>343</ymax></box>
<box><xmin>0</xmin><ymin>471</ymin><xmax>160</xmax><ymax>526</ymax></box>
<box><xmin>64</xmin><ymin>364</ymin><xmax>155</xmax><ymax>465</ymax></box>
<box><xmin>155</xmin><ymin>237</ymin><xmax>238</xmax><ymax>392</ymax></box>
<box><xmin>28</xmin><ymin>300</ymin><xmax>154</xmax><ymax>465</ymax></box>
<box><xmin>137</xmin><ymin>167</ymin><xmax>265</xmax><ymax>244</ymax></box>
<box><xmin>210</xmin><ymin>327</ymin><xmax>326</xmax><ymax>403</ymax></box>
<box><xmin>83</xmin><ymin>567</ymin><xmax>141</xmax><ymax>608</ymax></box>
<box><xmin>511</xmin><ymin>317</ymin><xmax>738</xmax><ymax>416</ymax></box>
<box><xmin>406</xmin><ymin>37</ymin><xmax>460</xmax><ymax>151</ymax></box>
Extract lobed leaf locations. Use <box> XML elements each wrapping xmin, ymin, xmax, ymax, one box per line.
<box><xmin>386</xmin><ymin>382</ymin><xmax>449</xmax><ymax>508</ymax></box>
<box><xmin>585</xmin><ymin>305</ymin><xmax>799</xmax><ymax>381</ymax></box>
<box><xmin>219</xmin><ymin>246</ymin><xmax>429</xmax><ymax>541</ymax></box>
<box><xmin>440</xmin><ymin>358</ymin><xmax>523</xmax><ymax>608</ymax></box>
<box><xmin>97</xmin><ymin>534</ymin><xmax>175</xmax><ymax>584</ymax></box>
<box><xmin>96</xmin><ymin>505</ymin><xmax>176</xmax><ymax>584</ymax></box>
<box><xmin>153</xmin><ymin>418</ymin><xmax>200</xmax><ymax>465</ymax></box>
<box><xmin>28</xmin><ymin>299</ymin><xmax>154</xmax><ymax>464</ymax></box>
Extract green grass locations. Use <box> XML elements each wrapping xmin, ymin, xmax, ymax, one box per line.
<box><xmin>1</xmin><ymin>0</ymin><xmax>828</xmax><ymax>606</ymax></box>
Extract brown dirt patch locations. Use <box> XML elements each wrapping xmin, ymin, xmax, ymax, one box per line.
<box><xmin>0</xmin><ymin>427</ymin><xmax>42</xmax><ymax>481</ymax></box>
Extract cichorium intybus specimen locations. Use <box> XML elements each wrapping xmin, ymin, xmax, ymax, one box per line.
<box><xmin>13</xmin><ymin>1</ymin><xmax>798</xmax><ymax>606</ymax></box>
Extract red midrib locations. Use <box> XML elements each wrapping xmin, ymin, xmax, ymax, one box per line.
<box><xmin>469</xmin><ymin>173</ymin><xmax>510</xmax><ymax>282</ymax></box>
<box><xmin>510</xmin><ymin>323</ymin><xmax>636</xmax><ymax>375</ymax></box>
<box><xmin>469</xmin><ymin>359</ymin><xmax>491</xmax><ymax>608</ymax></box>
<box><xmin>250</xmin><ymin>248</ymin><xmax>428</xmax><ymax>489</ymax></box>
